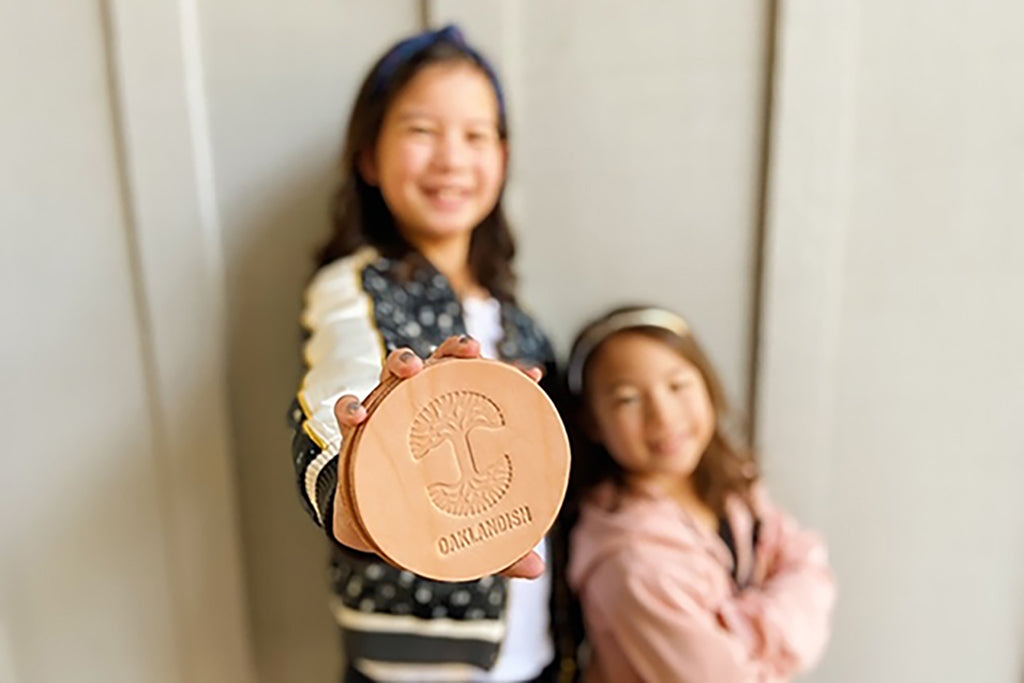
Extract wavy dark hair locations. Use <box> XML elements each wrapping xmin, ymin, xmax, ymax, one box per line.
<box><xmin>564</xmin><ymin>306</ymin><xmax>759</xmax><ymax>518</ymax></box>
<box><xmin>317</xmin><ymin>31</ymin><xmax>518</xmax><ymax>301</ymax></box>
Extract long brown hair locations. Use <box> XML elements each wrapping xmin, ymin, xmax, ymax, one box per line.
<box><xmin>317</xmin><ymin>29</ymin><xmax>518</xmax><ymax>301</ymax></box>
<box><xmin>565</xmin><ymin>306</ymin><xmax>759</xmax><ymax>517</ymax></box>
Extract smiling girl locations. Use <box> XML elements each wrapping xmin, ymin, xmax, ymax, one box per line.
<box><xmin>565</xmin><ymin>306</ymin><xmax>835</xmax><ymax>682</ymax></box>
<box><xmin>289</xmin><ymin>25</ymin><xmax>563</xmax><ymax>683</ymax></box>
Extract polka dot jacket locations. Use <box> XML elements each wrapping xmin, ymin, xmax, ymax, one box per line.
<box><xmin>289</xmin><ymin>248</ymin><xmax>557</xmax><ymax>674</ymax></box>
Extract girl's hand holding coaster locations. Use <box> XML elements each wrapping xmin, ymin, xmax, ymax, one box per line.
<box><xmin>332</xmin><ymin>335</ymin><xmax>564</xmax><ymax>581</ymax></box>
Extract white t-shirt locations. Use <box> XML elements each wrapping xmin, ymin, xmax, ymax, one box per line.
<box><xmin>463</xmin><ymin>296</ymin><xmax>554</xmax><ymax>682</ymax></box>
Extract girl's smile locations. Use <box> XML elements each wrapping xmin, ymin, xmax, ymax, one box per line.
<box><xmin>361</xmin><ymin>62</ymin><xmax>506</xmax><ymax>250</ymax></box>
<box><xmin>586</xmin><ymin>332</ymin><xmax>716</xmax><ymax>484</ymax></box>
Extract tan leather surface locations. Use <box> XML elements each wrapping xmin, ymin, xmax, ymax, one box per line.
<box><xmin>348</xmin><ymin>359</ymin><xmax>570</xmax><ymax>581</ymax></box>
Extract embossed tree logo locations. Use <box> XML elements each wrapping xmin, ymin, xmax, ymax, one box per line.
<box><xmin>409</xmin><ymin>391</ymin><xmax>513</xmax><ymax>517</ymax></box>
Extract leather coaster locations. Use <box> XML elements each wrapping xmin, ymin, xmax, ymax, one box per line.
<box><xmin>346</xmin><ymin>359</ymin><xmax>570</xmax><ymax>581</ymax></box>
<box><xmin>334</xmin><ymin>375</ymin><xmax>401</xmax><ymax>551</ymax></box>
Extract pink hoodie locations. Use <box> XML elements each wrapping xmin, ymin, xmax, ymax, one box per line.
<box><xmin>567</xmin><ymin>484</ymin><xmax>835</xmax><ymax>683</ymax></box>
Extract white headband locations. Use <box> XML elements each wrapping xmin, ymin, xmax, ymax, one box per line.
<box><xmin>566</xmin><ymin>308</ymin><xmax>690</xmax><ymax>396</ymax></box>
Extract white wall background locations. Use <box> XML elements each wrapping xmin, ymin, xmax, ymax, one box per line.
<box><xmin>1</xmin><ymin>1</ymin><xmax>1022</xmax><ymax>682</ymax></box>
<box><xmin>757</xmin><ymin>2</ymin><xmax>1024</xmax><ymax>681</ymax></box>
<box><xmin>1</xmin><ymin>1</ymin><xmax>253</xmax><ymax>682</ymax></box>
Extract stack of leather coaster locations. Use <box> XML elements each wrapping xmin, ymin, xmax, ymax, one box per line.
<box><xmin>338</xmin><ymin>358</ymin><xmax>571</xmax><ymax>581</ymax></box>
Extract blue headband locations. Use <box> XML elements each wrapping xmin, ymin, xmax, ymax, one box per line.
<box><xmin>369</xmin><ymin>24</ymin><xmax>506</xmax><ymax>121</ymax></box>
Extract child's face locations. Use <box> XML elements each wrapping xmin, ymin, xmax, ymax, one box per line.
<box><xmin>363</xmin><ymin>61</ymin><xmax>506</xmax><ymax>249</ymax></box>
<box><xmin>585</xmin><ymin>332</ymin><xmax>716</xmax><ymax>486</ymax></box>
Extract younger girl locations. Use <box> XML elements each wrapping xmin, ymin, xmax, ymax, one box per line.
<box><xmin>565</xmin><ymin>306</ymin><xmax>835</xmax><ymax>682</ymax></box>
<box><xmin>289</xmin><ymin>25</ymin><xmax>565</xmax><ymax>683</ymax></box>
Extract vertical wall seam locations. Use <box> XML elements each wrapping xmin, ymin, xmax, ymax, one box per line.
<box><xmin>176</xmin><ymin>0</ymin><xmax>259</xmax><ymax>677</ymax></box>
<box><xmin>419</xmin><ymin>0</ymin><xmax>431</xmax><ymax>29</ymax></box>
<box><xmin>96</xmin><ymin>0</ymin><xmax>190</xmax><ymax>680</ymax></box>
<box><xmin>748</xmin><ymin>0</ymin><xmax>780</xmax><ymax>446</ymax></box>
